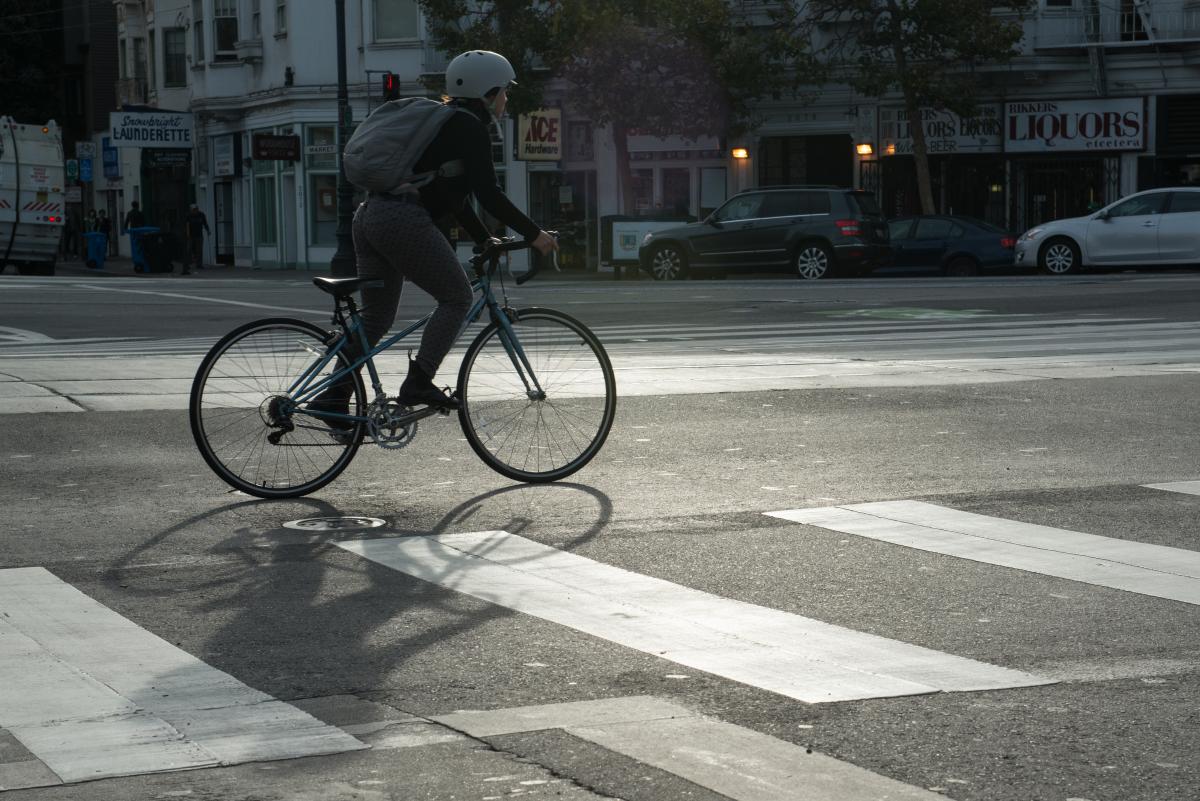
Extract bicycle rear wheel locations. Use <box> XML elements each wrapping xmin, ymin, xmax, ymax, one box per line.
<box><xmin>189</xmin><ymin>317</ymin><xmax>366</xmax><ymax>498</ymax></box>
<box><xmin>458</xmin><ymin>307</ymin><xmax>616</xmax><ymax>482</ymax></box>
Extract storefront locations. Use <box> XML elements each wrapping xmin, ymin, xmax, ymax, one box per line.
<box><xmin>877</xmin><ymin>105</ymin><xmax>1006</xmax><ymax>225</ymax></box>
<box><xmin>757</xmin><ymin>134</ymin><xmax>853</xmax><ymax>189</ymax></box>
<box><xmin>1004</xmin><ymin>97</ymin><xmax>1144</xmax><ymax>230</ymax></box>
<box><xmin>1138</xmin><ymin>94</ymin><xmax>1200</xmax><ymax>191</ymax></box>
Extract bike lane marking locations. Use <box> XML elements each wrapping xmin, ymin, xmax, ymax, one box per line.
<box><xmin>0</xmin><ymin>567</ymin><xmax>366</xmax><ymax>787</ymax></box>
<box><xmin>336</xmin><ymin>532</ymin><xmax>1050</xmax><ymax>705</ymax></box>
<box><xmin>435</xmin><ymin>695</ymin><xmax>944</xmax><ymax>801</ymax></box>
<box><xmin>767</xmin><ymin>501</ymin><xmax>1200</xmax><ymax>606</ymax></box>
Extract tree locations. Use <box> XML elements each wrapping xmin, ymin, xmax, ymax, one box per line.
<box><xmin>0</xmin><ymin>1</ymin><xmax>66</xmax><ymax>124</ymax></box>
<box><xmin>418</xmin><ymin>0</ymin><xmax>793</xmax><ymax>213</ymax></box>
<box><xmin>775</xmin><ymin>0</ymin><xmax>1031</xmax><ymax>214</ymax></box>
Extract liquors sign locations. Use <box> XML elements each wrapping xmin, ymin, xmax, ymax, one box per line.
<box><xmin>880</xmin><ymin>105</ymin><xmax>1003</xmax><ymax>155</ymax></box>
<box><xmin>1005</xmin><ymin>98</ymin><xmax>1145</xmax><ymax>152</ymax></box>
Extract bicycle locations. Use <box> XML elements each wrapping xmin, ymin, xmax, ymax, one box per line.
<box><xmin>188</xmin><ymin>237</ymin><xmax>617</xmax><ymax>499</ymax></box>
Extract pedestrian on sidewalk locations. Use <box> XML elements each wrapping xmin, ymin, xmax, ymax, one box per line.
<box><xmin>123</xmin><ymin>201</ymin><xmax>145</xmax><ymax>233</ymax></box>
<box><xmin>96</xmin><ymin>210</ymin><xmax>113</xmax><ymax>257</ymax></box>
<box><xmin>184</xmin><ymin>204</ymin><xmax>210</xmax><ymax>275</ymax></box>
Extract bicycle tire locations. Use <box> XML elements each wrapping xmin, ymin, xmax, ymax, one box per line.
<box><xmin>457</xmin><ymin>307</ymin><xmax>616</xmax><ymax>483</ymax></box>
<box><xmin>189</xmin><ymin>317</ymin><xmax>367</xmax><ymax>498</ymax></box>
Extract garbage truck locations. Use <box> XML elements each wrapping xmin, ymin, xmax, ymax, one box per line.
<box><xmin>0</xmin><ymin>117</ymin><xmax>65</xmax><ymax>275</ymax></box>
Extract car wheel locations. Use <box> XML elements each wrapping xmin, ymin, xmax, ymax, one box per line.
<box><xmin>648</xmin><ymin>243</ymin><xmax>688</xmax><ymax>281</ymax></box>
<box><xmin>794</xmin><ymin>243</ymin><xmax>833</xmax><ymax>280</ymax></box>
<box><xmin>1039</xmin><ymin>237</ymin><xmax>1081</xmax><ymax>275</ymax></box>
<box><xmin>945</xmin><ymin>256</ymin><xmax>979</xmax><ymax>277</ymax></box>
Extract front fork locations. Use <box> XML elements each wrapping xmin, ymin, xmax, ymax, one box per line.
<box><xmin>487</xmin><ymin>302</ymin><xmax>545</xmax><ymax>401</ymax></box>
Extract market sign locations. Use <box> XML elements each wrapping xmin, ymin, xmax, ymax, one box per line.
<box><xmin>1005</xmin><ymin>97</ymin><xmax>1145</xmax><ymax>153</ymax></box>
<box><xmin>880</xmin><ymin>105</ymin><xmax>1003</xmax><ymax>155</ymax></box>
<box><xmin>253</xmin><ymin>133</ymin><xmax>301</xmax><ymax>161</ymax></box>
<box><xmin>109</xmin><ymin>111</ymin><xmax>194</xmax><ymax>149</ymax></box>
<box><xmin>518</xmin><ymin>109</ymin><xmax>562</xmax><ymax>161</ymax></box>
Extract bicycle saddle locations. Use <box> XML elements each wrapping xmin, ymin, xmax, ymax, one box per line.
<box><xmin>312</xmin><ymin>276</ymin><xmax>385</xmax><ymax>297</ymax></box>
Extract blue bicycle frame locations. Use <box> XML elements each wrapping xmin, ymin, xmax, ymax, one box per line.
<box><xmin>287</xmin><ymin>256</ymin><xmax>544</xmax><ymax>429</ymax></box>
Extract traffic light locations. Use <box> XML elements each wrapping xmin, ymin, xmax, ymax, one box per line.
<box><xmin>382</xmin><ymin>72</ymin><xmax>400</xmax><ymax>101</ymax></box>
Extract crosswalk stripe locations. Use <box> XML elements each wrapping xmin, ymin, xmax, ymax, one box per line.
<box><xmin>1143</xmin><ymin>480</ymin><xmax>1200</xmax><ymax>496</ymax></box>
<box><xmin>436</xmin><ymin>696</ymin><xmax>943</xmax><ymax>801</ymax></box>
<box><xmin>337</xmin><ymin>532</ymin><xmax>1050</xmax><ymax>704</ymax></box>
<box><xmin>767</xmin><ymin>501</ymin><xmax>1200</xmax><ymax>606</ymax></box>
<box><xmin>0</xmin><ymin>567</ymin><xmax>366</xmax><ymax>785</ymax></box>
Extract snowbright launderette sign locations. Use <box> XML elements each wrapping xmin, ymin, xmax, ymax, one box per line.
<box><xmin>108</xmin><ymin>111</ymin><xmax>194</xmax><ymax>149</ymax></box>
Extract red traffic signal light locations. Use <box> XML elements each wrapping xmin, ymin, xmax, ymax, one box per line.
<box><xmin>382</xmin><ymin>72</ymin><xmax>400</xmax><ymax>101</ymax></box>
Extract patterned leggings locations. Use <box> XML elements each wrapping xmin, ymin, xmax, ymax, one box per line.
<box><xmin>352</xmin><ymin>198</ymin><xmax>473</xmax><ymax>378</ymax></box>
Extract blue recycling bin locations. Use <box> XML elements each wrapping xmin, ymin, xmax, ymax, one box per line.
<box><xmin>84</xmin><ymin>232</ymin><xmax>108</xmax><ymax>270</ymax></box>
<box><xmin>127</xmin><ymin>226</ymin><xmax>160</xmax><ymax>273</ymax></box>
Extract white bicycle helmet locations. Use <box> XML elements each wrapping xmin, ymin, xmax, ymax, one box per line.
<box><xmin>445</xmin><ymin>50</ymin><xmax>517</xmax><ymax>100</ymax></box>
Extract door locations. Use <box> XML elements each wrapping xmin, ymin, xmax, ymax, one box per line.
<box><xmin>898</xmin><ymin>217</ymin><xmax>958</xmax><ymax>269</ymax></box>
<box><xmin>1086</xmin><ymin>191</ymin><xmax>1167</xmax><ymax>264</ymax></box>
<box><xmin>1157</xmin><ymin>191</ymin><xmax>1200</xmax><ymax>262</ymax></box>
<box><xmin>692</xmin><ymin>192</ymin><xmax>766</xmax><ymax>266</ymax></box>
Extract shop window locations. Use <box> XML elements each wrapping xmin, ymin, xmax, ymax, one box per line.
<box><xmin>193</xmin><ymin>0</ymin><xmax>205</xmax><ymax>63</ymax></box>
<box><xmin>306</xmin><ymin>126</ymin><xmax>337</xmax><ymax>170</ymax></box>
<box><xmin>255</xmin><ymin>176</ymin><xmax>277</xmax><ymax>245</ymax></box>
<box><xmin>373</xmin><ymin>0</ymin><xmax>419</xmax><ymax>41</ymax></box>
<box><xmin>164</xmin><ymin>29</ymin><xmax>187</xmax><ymax>87</ymax></box>
<box><xmin>253</xmin><ymin>130</ymin><xmax>275</xmax><ymax>175</ymax></box>
<box><xmin>662</xmin><ymin>168</ymin><xmax>691</xmax><ymax>218</ymax></box>
<box><xmin>632</xmin><ymin>169</ymin><xmax>653</xmax><ymax>213</ymax></box>
<box><xmin>310</xmin><ymin>175</ymin><xmax>338</xmax><ymax>245</ymax></box>
<box><xmin>214</xmin><ymin>0</ymin><xmax>239</xmax><ymax>61</ymax></box>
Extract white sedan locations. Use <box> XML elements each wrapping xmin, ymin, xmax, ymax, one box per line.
<box><xmin>1014</xmin><ymin>187</ymin><xmax>1200</xmax><ymax>275</ymax></box>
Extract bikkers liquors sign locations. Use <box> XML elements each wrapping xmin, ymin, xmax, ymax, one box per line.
<box><xmin>880</xmin><ymin>105</ymin><xmax>1003</xmax><ymax>155</ymax></box>
<box><xmin>1005</xmin><ymin>98</ymin><xmax>1145</xmax><ymax>153</ymax></box>
<box><xmin>108</xmin><ymin>111</ymin><xmax>195</xmax><ymax>149</ymax></box>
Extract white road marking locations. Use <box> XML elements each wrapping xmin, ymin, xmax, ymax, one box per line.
<box><xmin>0</xmin><ymin>567</ymin><xmax>366</xmax><ymax>786</ymax></box>
<box><xmin>71</xmin><ymin>283</ymin><xmax>326</xmax><ymax>316</ymax></box>
<box><xmin>767</xmin><ymin>501</ymin><xmax>1200</xmax><ymax>606</ymax></box>
<box><xmin>436</xmin><ymin>696</ymin><xmax>944</xmax><ymax>801</ymax></box>
<box><xmin>337</xmin><ymin>532</ymin><xmax>1049</xmax><ymax>704</ymax></box>
<box><xmin>1143</xmin><ymin>480</ymin><xmax>1200</xmax><ymax>496</ymax></box>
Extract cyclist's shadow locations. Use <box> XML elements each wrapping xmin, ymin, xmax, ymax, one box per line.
<box><xmin>109</xmin><ymin>482</ymin><xmax>612</xmax><ymax>703</ymax></box>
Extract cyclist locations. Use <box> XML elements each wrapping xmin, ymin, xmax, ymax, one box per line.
<box><xmin>313</xmin><ymin>50</ymin><xmax>558</xmax><ymax>427</ymax></box>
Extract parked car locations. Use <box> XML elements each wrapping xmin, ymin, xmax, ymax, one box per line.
<box><xmin>637</xmin><ymin>185</ymin><xmax>891</xmax><ymax>280</ymax></box>
<box><xmin>879</xmin><ymin>215</ymin><xmax>1017</xmax><ymax>277</ymax></box>
<box><xmin>1014</xmin><ymin>187</ymin><xmax>1200</xmax><ymax>275</ymax></box>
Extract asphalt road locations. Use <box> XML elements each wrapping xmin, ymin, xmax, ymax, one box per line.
<box><xmin>2</xmin><ymin>267</ymin><xmax>1199</xmax><ymax>801</ymax></box>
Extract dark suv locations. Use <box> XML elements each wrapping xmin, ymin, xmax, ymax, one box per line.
<box><xmin>638</xmin><ymin>186</ymin><xmax>891</xmax><ymax>280</ymax></box>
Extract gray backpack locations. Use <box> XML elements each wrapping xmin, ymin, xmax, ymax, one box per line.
<box><xmin>342</xmin><ymin>97</ymin><xmax>466</xmax><ymax>194</ymax></box>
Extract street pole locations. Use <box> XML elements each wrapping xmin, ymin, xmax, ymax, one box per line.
<box><xmin>330</xmin><ymin>0</ymin><xmax>356</xmax><ymax>276</ymax></box>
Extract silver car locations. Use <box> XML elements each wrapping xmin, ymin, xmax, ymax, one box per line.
<box><xmin>1014</xmin><ymin>187</ymin><xmax>1200</xmax><ymax>275</ymax></box>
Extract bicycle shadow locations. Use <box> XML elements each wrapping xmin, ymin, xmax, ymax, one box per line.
<box><xmin>106</xmin><ymin>482</ymin><xmax>614</xmax><ymax>712</ymax></box>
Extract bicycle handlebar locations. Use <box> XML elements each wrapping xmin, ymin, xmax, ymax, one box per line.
<box><xmin>469</xmin><ymin>231</ymin><xmax>559</xmax><ymax>285</ymax></box>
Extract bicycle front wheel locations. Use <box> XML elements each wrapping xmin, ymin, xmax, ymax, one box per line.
<box><xmin>458</xmin><ymin>307</ymin><xmax>616</xmax><ymax>482</ymax></box>
<box><xmin>189</xmin><ymin>317</ymin><xmax>366</xmax><ymax>498</ymax></box>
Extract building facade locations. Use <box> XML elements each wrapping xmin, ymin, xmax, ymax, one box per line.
<box><xmin>739</xmin><ymin>0</ymin><xmax>1200</xmax><ymax>233</ymax></box>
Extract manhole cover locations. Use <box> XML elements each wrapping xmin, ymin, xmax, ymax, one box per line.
<box><xmin>282</xmin><ymin>516</ymin><xmax>387</xmax><ymax>531</ymax></box>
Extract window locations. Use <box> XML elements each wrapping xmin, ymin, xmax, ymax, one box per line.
<box><xmin>251</xmin><ymin>0</ymin><xmax>261</xmax><ymax>38</ymax></box>
<box><xmin>133</xmin><ymin>38</ymin><xmax>147</xmax><ymax>80</ymax></box>
<box><xmin>888</xmin><ymin>219</ymin><xmax>914</xmax><ymax>240</ymax></box>
<box><xmin>120</xmin><ymin>40</ymin><xmax>128</xmax><ymax>80</ymax></box>
<box><xmin>662</xmin><ymin>168</ymin><xmax>690</xmax><ymax>217</ymax></box>
<box><xmin>632</xmin><ymin>169</ymin><xmax>654</xmax><ymax>213</ymax></box>
<box><xmin>798</xmin><ymin>191</ymin><xmax>831</xmax><ymax>215</ymax></box>
<box><xmin>164</xmin><ymin>29</ymin><xmax>187</xmax><ymax>86</ymax></box>
<box><xmin>1108</xmin><ymin>193</ymin><xmax>1166</xmax><ymax>217</ymax></box>
<box><xmin>373</xmin><ymin>0</ymin><xmax>419</xmax><ymax>41</ymax></box>
<box><xmin>714</xmin><ymin>193</ymin><xmax>764</xmax><ymax>222</ymax></box>
<box><xmin>914</xmin><ymin>218</ymin><xmax>957</xmax><ymax>239</ymax></box>
<box><xmin>1168</xmin><ymin>192</ymin><xmax>1200</xmax><ymax>214</ymax></box>
<box><xmin>214</xmin><ymin>0</ymin><xmax>239</xmax><ymax>61</ymax></box>
<box><xmin>1044</xmin><ymin>0</ymin><xmax>1073</xmax><ymax>7</ymax></box>
<box><xmin>148</xmin><ymin>31</ymin><xmax>157</xmax><ymax>89</ymax></box>
<box><xmin>275</xmin><ymin>0</ymin><xmax>287</xmax><ymax>34</ymax></box>
<box><xmin>759</xmin><ymin>192</ymin><xmax>800</xmax><ymax>217</ymax></box>
<box><xmin>193</xmin><ymin>0</ymin><xmax>205</xmax><ymax>63</ymax></box>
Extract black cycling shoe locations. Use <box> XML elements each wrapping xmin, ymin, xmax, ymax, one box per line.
<box><xmin>398</xmin><ymin>358</ymin><xmax>459</xmax><ymax>410</ymax></box>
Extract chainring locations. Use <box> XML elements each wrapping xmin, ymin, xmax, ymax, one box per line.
<box><xmin>367</xmin><ymin>397</ymin><xmax>418</xmax><ymax>450</ymax></box>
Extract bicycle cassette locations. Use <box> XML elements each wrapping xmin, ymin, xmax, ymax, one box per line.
<box><xmin>367</xmin><ymin>397</ymin><xmax>418</xmax><ymax>450</ymax></box>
